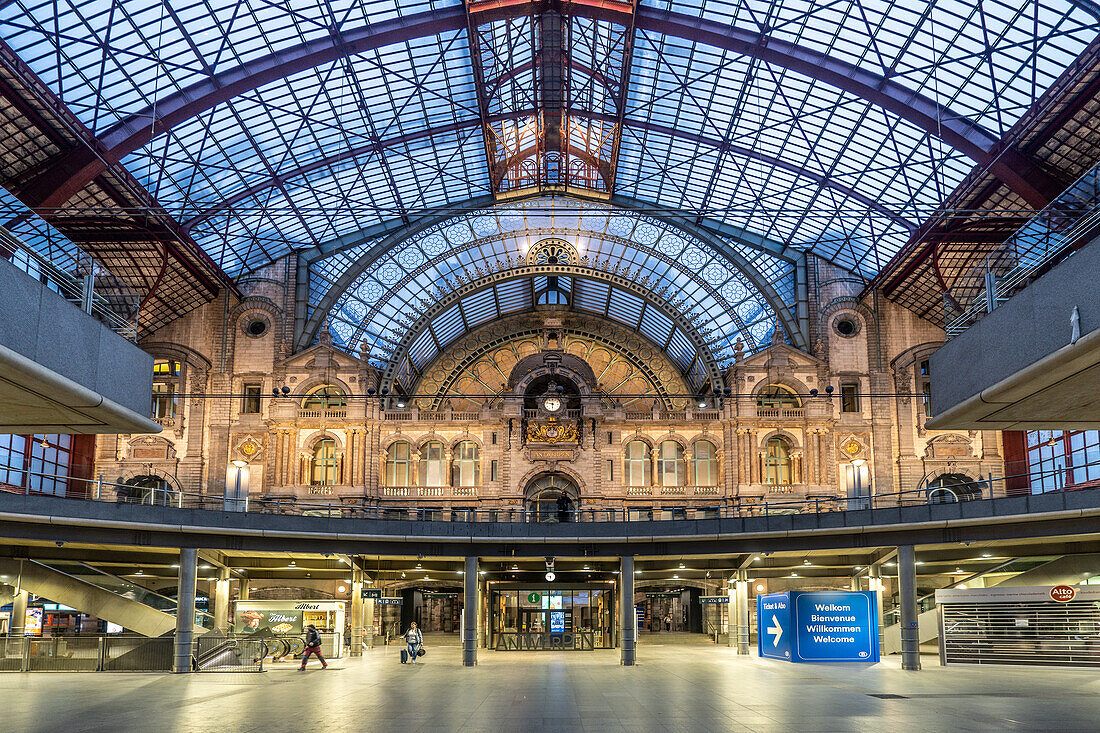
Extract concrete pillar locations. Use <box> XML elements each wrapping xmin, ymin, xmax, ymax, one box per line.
<box><xmin>174</xmin><ymin>548</ymin><xmax>197</xmax><ymax>673</ymax></box>
<box><xmin>736</xmin><ymin>570</ymin><xmax>750</xmax><ymax>654</ymax></box>
<box><xmin>897</xmin><ymin>545</ymin><xmax>921</xmax><ymax>671</ymax></box>
<box><xmin>726</xmin><ymin>580</ymin><xmax>736</xmax><ymax>648</ymax></box>
<box><xmin>10</xmin><ymin>587</ymin><xmax>27</xmax><ymax>638</ymax></box>
<box><xmin>363</xmin><ymin>598</ymin><xmax>375</xmax><ymax>649</ymax></box>
<box><xmin>869</xmin><ymin>563</ymin><xmax>884</xmax><ymax>654</ymax></box>
<box><xmin>238</xmin><ymin>575</ymin><xmax>250</xmax><ymax>601</ymax></box>
<box><xmin>350</xmin><ymin>570</ymin><xmax>363</xmax><ymax>657</ymax></box>
<box><xmin>213</xmin><ymin>567</ymin><xmax>230</xmax><ymax>631</ymax></box>
<box><xmin>462</xmin><ymin>556</ymin><xmax>478</xmax><ymax>667</ymax></box>
<box><xmin>620</xmin><ymin>556</ymin><xmax>636</xmax><ymax>666</ymax></box>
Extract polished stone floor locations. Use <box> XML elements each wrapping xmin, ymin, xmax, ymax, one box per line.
<box><xmin>3</xmin><ymin>641</ymin><xmax>1099</xmax><ymax>732</ymax></box>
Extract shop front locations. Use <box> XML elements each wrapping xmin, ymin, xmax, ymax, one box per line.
<box><xmin>233</xmin><ymin>599</ymin><xmax>346</xmax><ymax>659</ymax></box>
<box><xmin>490</xmin><ymin>584</ymin><xmax>615</xmax><ymax>651</ymax></box>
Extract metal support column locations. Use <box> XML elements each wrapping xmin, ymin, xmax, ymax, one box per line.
<box><xmin>620</xmin><ymin>556</ymin><xmax>636</xmax><ymax>666</ymax></box>
<box><xmin>897</xmin><ymin>545</ymin><xmax>921</xmax><ymax>671</ymax></box>
<box><xmin>9</xmin><ymin>586</ymin><xmax>28</xmax><ymax>655</ymax></box>
<box><xmin>350</xmin><ymin>569</ymin><xmax>364</xmax><ymax>657</ymax></box>
<box><xmin>363</xmin><ymin>598</ymin><xmax>375</xmax><ymax>649</ymax></box>
<box><xmin>736</xmin><ymin>570</ymin><xmax>750</xmax><ymax>655</ymax></box>
<box><xmin>463</xmin><ymin>556</ymin><xmax>478</xmax><ymax>667</ymax></box>
<box><xmin>174</xmin><ymin>548</ymin><xmax>197</xmax><ymax>673</ymax></box>
<box><xmin>213</xmin><ymin>567</ymin><xmax>230</xmax><ymax>631</ymax></box>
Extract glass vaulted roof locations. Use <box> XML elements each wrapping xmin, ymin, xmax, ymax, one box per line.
<box><xmin>308</xmin><ymin>197</ymin><xmax>794</xmax><ymax>388</ymax></box>
<box><xmin>3</xmin><ymin>0</ymin><xmax>1095</xmax><ymax>275</ymax></box>
<box><xmin>1</xmin><ymin>0</ymin><xmax>1097</xmax><ymax>381</ymax></box>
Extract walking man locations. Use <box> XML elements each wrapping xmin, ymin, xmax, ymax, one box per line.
<box><xmin>299</xmin><ymin>624</ymin><xmax>328</xmax><ymax>670</ymax></box>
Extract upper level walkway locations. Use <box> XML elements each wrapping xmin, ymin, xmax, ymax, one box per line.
<box><xmin>1</xmin><ymin>483</ymin><xmax>1098</xmax><ymax>557</ymax></box>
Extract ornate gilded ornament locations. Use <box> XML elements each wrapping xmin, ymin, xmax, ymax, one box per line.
<box><xmin>526</xmin><ymin>419</ymin><xmax>579</xmax><ymax>444</ymax></box>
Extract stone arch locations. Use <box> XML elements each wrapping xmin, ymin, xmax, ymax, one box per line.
<box><xmin>688</xmin><ymin>434</ymin><xmax>722</xmax><ymax>455</ymax></box>
<box><xmin>293</xmin><ymin>375</ymin><xmax>354</xmax><ymax>399</ymax></box>
<box><xmin>447</xmin><ymin>434</ymin><xmax>483</xmax><ymax>451</ymax></box>
<box><xmin>414</xmin><ymin>433</ymin><xmax>447</xmax><ymax>453</ymax></box>
<box><xmin>515</xmin><ymin>465</ymin><xmax>588</xmax><ymax>499</ymax></box>
<box><xmin>752</xmin><ymin>377</ymin><xmax>810</xmax><ymax>399</ymax></box>
<box><xmin>380</xmin><ymin>433</ymin><xmax>413</xmax><ymax>453</ymax></box>
<box><xmin>301</xmin><ymin>430</ymin><xmax>345</xmax><ymax>452</ymax></box>
<box><xmin>620</xmin><ymin>432</ymin><xmax>657</xmax><ymax>450</ymax></box>
<box><xmin>757</xmin><ymin>429</ymin><xmax>802</xmax><ymax>451</ymax></box>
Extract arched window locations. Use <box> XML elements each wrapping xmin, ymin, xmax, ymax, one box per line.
<box><xmin>623</xmin><ymin>441</ymin><xmax>651</xmax><ymax>487</ymax></box>
<box><xmin>693</xmin><ymin>440</ymin><xmax>719</xmax><ymax>485</ymax></box>
<box><xmin>452</xmin><ymin>441</ymin><xmax>480</xmax><ymax>487</ymax></box>
<box><xmin>765</xmin><ymin>438</ymin><xmax>792</xmax><ymax>485</ymax></box>
<box><xmin>757</xmin><ymin>385</ymin><xmax>801</xmax><ymax>409</ymax></box>
<box><xmin>385</xmin><ymin>441</ymin><xmax>411</xmax><ymax>487</ymax></box>
<box><xmin>418</xmin><ymin>441</ymin><xmax>446</xmax><ymax>486</ymax></box>
<box><xmin>301</xmin><ymin>385</ymin><xmax>347</xmax><ymax>410</ymax></box>
<box><xmin>310</xmin><ymin>439</ymin><xmax>337</xmax><ymax>486</ymax></box>
<box><xmin>658</xmin><ymin>441</ymin><xmax>684</xmax><ymax>487</ymax></box>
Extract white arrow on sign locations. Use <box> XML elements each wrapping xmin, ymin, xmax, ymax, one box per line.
<box><xmin>767</xmin><ymin>614</ymin><xmax>784</xmax><ymax>647</ymax></box>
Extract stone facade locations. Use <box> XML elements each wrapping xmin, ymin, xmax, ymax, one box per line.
<box><xmin>92</xmin><ymin>257</ymin><xmax>1006</xmax><ymax>514</ymax></box>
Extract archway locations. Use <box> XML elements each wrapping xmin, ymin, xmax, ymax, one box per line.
<box><xmin>524</xmin><ymin>473</ymin><xmax>579</xmax><ymax>523</ymax></box>
<box><xmin>926</xmin><ymin>473</ymin><xmax>983</xmax><ymax>504</ymax></box>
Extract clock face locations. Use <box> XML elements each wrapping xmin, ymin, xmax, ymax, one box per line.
<box><xmin>542</xmin><ymin>396</ymin><xmax>562</xmax><ymax>413</ymax></box>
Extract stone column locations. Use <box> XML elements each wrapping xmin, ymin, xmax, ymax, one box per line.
<box><xmin>238</xmin><ymin>574</ymin><xmax>250</xmax><ymax>601</ymax></box>
<box><xmin>620</xmin><ymin>556</ymin><xmax>636</xmax><ymax>666</ymax></box>
<box><xmin>213</xmin><ymin>566</ymin><xmax>230</xmax><ymax>631</ymax></box>
<box><xmin>897</xmin><ymin>545</ymin><xmax>921</xmax><ymax>671</ymax></box>
<box><xmin>349</xmin><ymin>569</ymin><xmax>363</xmax><ymax>657</ymax></box>
<box><xmin>174</xmin><ymin>548</ymin><xmax>197</xmax><ymax>673</ymax></box>
<box><xmin>463</xmin><ymin>556</ymin><xmax>478</xmax><ymax>667</ymax></box>
<box><xmin>736</xmin><ymin>570</ymin><xmax>750</xmax><ymax>654</ymax></box>
<box><xmin>650</xmin><ymin>448</ymin><xmax>660</xmax><ymax>487</ymax></box>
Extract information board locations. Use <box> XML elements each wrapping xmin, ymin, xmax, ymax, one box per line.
<box><xmin>699</xmin><ymin>596</ymin><xmax>730</xmax><ymax>604</ymax></box>
<box><xmin>757</xmin><ymin>592</ymin><xmax>792</xmax><ymax>661</ymax></box>
<box><xmin>757</xmin><ymin>591</ymin><xmax>878</xmax><ymax>664</ymax></box>
<box><xmin>361</xmin><ymin>588</ymin><xmax>382</xmax><ymax>599</ymax></box>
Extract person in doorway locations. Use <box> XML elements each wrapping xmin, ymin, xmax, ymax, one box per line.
<box><xmin>299</xmin><ymin>624</ymin><xmax>327</xmax><ymax>670</ymax></box>
<box><xmin>664</xmin><ymin>614</ymin><xmax>672</xmax><ymax>632</ymax></box>
<box><xmin>403</xmin><ymin>621</ymin><xmax>423</xmax><ymax>664</ymax></box>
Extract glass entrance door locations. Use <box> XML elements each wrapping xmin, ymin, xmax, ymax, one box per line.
<box><xmin>520</xmin><ymin>608</ymin><xmax>547</xmax><ymax>633</ymax></box>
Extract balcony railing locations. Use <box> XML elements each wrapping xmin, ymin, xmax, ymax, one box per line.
<box><xmin>7</xmin><ymin>462</ymin><xmax>1092</xmax><ymax>523</ymax></box>
<box><xmin>298</xmin><ymin>408</ymin><xmax>347</xmax><ymax>419</ymax></box>
<box><xmin>755</xmin><ymin>408</ymin><xmax>804</xmax><ymax>419</ymax></box>
<box><xmin>944</xmin><ymin>158</ymin><xmax>1100</xmax><ymax>338</ymax></box>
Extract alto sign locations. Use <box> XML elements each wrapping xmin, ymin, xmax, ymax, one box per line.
<box><xmin>757</xmin><ymin>591</ymin><xmax>880</xmax><ymax>664</ymax></box>
<box><xmin>1049</xmin><ymin>585</ymin><xmax>1077</xmax><ymax>603</ymax></box>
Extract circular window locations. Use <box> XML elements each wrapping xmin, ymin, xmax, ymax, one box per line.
<box><xmin>833</xmin><ymin>315</ymin><xmax>860</xmax><ymax>338</ymax></box>
<box><xmin>242</xmin><ymin>315</ymin><xmax>270</xmax><ymax>338</ymax></box>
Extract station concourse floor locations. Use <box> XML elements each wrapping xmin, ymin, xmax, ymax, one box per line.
<box><xmin>3</xmin><ymin>642</ymin><xmax>1100</xmax><ymax>733</ymax></box>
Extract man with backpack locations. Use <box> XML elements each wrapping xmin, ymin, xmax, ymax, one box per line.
<box><xmin>299</xmin><ymin>624</ymin><xmax>328</xmax><ymax>670</ymax></box>
<box><xmin>402</xmin><ymin>621</ymin><xmax>423</xmax><ymax>664</ymax></box>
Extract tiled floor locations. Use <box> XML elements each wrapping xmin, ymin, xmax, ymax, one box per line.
<box><xmin>3</xmin><ymin>642</ymin><xmax>1099</xmax><ymax>732</ymax></box>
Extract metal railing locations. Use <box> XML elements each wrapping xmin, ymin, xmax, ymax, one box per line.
<box><xmin>944</xmin><ymin>159</ymin><xmax>1100</xmax><ymax>338</ymax></box>
<box><xmin>0</xmin><ymin>226</ymin><xmax>140</xmax><ymax>341</ymax></box>
<box><xmin>0</xmin><ymin>635</ymin><xmax>175</xmax><ymax>672</ymax></box>
<box><xmin>5</xmin><ymin>460</ymin><xmax>1099</xmax><ymax>524</ymax></box>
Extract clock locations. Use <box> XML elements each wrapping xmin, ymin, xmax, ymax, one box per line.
<box><xmin>542</xmin><ymin>396</ymin><xmax>562</xmax><ymax>413</ymax></box>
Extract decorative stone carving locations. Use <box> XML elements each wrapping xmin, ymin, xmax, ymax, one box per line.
<box><xmin>525</xmin><ymin>419</ymin><xmax>579</xmax><ymax>445</ymax></box>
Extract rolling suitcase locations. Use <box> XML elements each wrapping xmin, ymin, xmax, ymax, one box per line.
<box><xmin>400</xmin><ymin>649</ymin><xmax>408</xmax><ymax>664</ymax></box>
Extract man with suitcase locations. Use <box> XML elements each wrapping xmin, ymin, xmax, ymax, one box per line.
<box><xmin>402</xmin><ymin>622</ymin><xmax>423</xmax><ymax>664</ymax></box>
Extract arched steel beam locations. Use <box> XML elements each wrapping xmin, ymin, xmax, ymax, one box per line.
<box><xmin>295</xmin><ymin>191</ymin><xmax>804</xmax><ymax>356</ymax></box>
<box><xmin>184</xmin><ymin>111</ymin><xmax>916</xmax><ymax>233</ymax></box>
<box><xmin>14</xmin><ymin>4</ymin><xmax>1061</xmax><ymax>212</ymax></box>
<box><xmin>371</xmin><ymin>266</ymin><xmax>725</xmax><ymax>393</ymax></box>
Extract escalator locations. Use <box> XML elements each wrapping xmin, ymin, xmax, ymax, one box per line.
<box><xmin>0</xmin><ymin>558</ymin><xmax>214</xmax><ymax>637</ymax></box>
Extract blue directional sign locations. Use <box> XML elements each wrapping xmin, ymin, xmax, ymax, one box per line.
<box><xmin>757</xmin><ymin>591</ymin><xmax>879</xmax><ymax>664</ymax></box>
<box><xmin>757</xmin><ymin>592</ymin><xmax>792</xmax><ymax>661</ymax></box>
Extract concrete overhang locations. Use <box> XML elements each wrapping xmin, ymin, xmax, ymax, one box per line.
<box><xmin>0</xmin><ymin>342</ymin><xmax>160</xmax><ymax>434</ymax></box>
<box><xmin>928</xmin><ymin>231</ymin><xmax>1100</xmax><ymax>430</ymax></box>
<box><xmin>0</xmin><ymin>255</ymin><xmax>160</xmax><ymax>434</ymax></box>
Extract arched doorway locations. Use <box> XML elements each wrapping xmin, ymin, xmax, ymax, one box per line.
<box><xmin>525</xmin><ymin>473</ymin><xmax>578</xmax><ymax>522</ymax></box>
<box><xmin>116</xmin><ymin>474</ymin><xmax>175</xmax><ymax>505</ymax></box>
<box><xmin>926</xmin><ymin>473</ymin><xmax>983</xmax><ymax>504</ymax></box>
